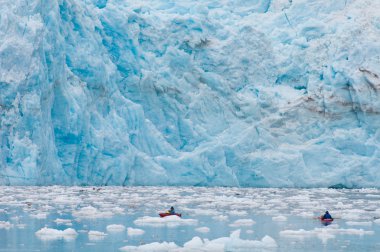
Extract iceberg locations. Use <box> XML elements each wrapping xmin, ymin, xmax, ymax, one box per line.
<box><xmin>1</xmin><ymin>0</ymin><xmax>380</xmax><ymax>187</ymax></box>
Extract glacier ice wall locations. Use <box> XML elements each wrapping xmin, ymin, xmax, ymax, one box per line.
<box><xmin>1</xmin><ymin>0</ymin><xmax>380</xmax><ymax>187</ymax></box>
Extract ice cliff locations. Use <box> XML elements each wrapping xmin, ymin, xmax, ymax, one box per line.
<box><xmin>1</xmin><ymin>0</ymin><xmax>380</xmax><ymax>187</ymax></box>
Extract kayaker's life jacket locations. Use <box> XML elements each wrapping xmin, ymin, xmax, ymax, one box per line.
<box><xmin>322</xmin><ymin>213</ymin><xmax>332</xmax><ymax>219</ymax></box>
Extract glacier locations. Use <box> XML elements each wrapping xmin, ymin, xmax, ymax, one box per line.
<box><xmin>1</xmin><ymin>0</ymin><xmax>380</xmax><ymax>187</ymax></box>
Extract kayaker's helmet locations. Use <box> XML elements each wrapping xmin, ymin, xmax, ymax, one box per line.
<box><xmin>326</xmin><ymin>211</ymin><xmax>329</xmax><ymax>214</ymax></box>
<box><xmin>171</xmin><ymin>206</ymin><xmax>174</xmax><ymax>210</ymax></box>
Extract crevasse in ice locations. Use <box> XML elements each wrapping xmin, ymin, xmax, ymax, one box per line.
<box><xmin>1</xmin><ymin>0</ymin><xmax>380</xmax><ymax>186</ymax></box>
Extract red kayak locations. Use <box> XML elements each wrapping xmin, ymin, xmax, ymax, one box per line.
<box><xmin>159</xmin><ymin>213</ymin><xmax>182</xmax><ymax>218</ymax></box>
<box><xmin>320</xmin><ymin>217</ymin><xmax>334</xmax><ymax>225</ymax></box>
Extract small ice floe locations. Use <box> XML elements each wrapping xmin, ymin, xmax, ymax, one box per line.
<box><xmin>53</xmin><ymin>195</ymin><xmax>81</xmax><ymax>205</ymax></box>
<box><xmin>127</xmin><ymin>227</ymin><xmax>145</xmax><ymax>236</ymax></box>
<box><xmin>374</xmin><ymin>219</ymin><xmax>380</xmax><ymax>225</ymax></box>
<box><xmin>30</xmin><ymin>212</ymin><xmax>48</xmax><ymax>219</ymax></box>
<box><xmin>229</xmin><ymin>219</ymin><xmax>256</xmax><ymax>227</ymax></box>
<box><xmin>134</xmin><ymin>215</ymin><xmax>198</xmax><ymax>227</ymax></box>
<box><xmin>272</xmin><ymin>215</ymin><xmax>287</xmax><ymax>222</ymax></box>
<box><xmin>54</xmin><ymin>218</ymin><xmax>72</xmax><ymax>226</ymax></box>
<box><xmin>35</xmin><ymin>227</ymin><xmax>78</xmax><ymax>241</ymax></box>
<box><xmin>183</xmin><ymin>208</ymin><xmax>219</xmax><ymax>216</ymax></box>
<box><xmin>341</xmin><ymin>210</ymin><xmax>368</xmax><ymax>221</ymax></box>
<box><xmin>112</xmin><ymin>207</ymin><xmax>125</xmax><ymax>215</ymax></box>
<box><xmin>120</xmin><ymin>242</ymin><xmax>178</xmax><ymax>251</ymax></box>
<box><xmin>119</xmin><ymin>229</ymin><xmax>277</xmax><ymax>251</ymax></box>
<box><xmin>73</xmin><ymin>206</ymin><xmax>113</xmax><ymax>219</ymax></box>
<box><xmin>88</xmin><ymin>231</ymin><xmax>107</xmax><ymax>241</ymax></box>
<box><xmin>336</xmin><ymin>202</ymin><xmax>349</xmax><ymax>209</ymax></box>
<box><xmin>280</xmin><ymin>226</ymin><xmax>374</xmax><ymax>244</ymax></box>
<box><xmin>0</xmin><ymin>221</ymin><xmax>13</xmax><ymax>229</ymax></box>
<box><xmin>346</xmin><ymin>221</ymin><xmax>372</xmax><ymax>226</ymax></box>
<box><xmin>195</xmin><ymin>227</ymin><xmax>210</xmax><ymax>233</ymax></box>
<box><xmin>246</xmin><ymin>230</ymin><xmax>254</xmax><ymax>234</ymax></box>
<box><xmin>16</xmin><ymin>224</ymin><xmax>26</xmax><ymax>229</ymax></box>
<box><xmin>228</xmin><ymin>210</ymin><xmax>248</xmax><ymax>216</ymax></box>
<box><xmin>212</xmin><ymin>215</ymin><xmax>229</xmax><ymax>221</ymax></box>
<box><xmin>295</xmin><ymin>212</ymin><xmax>314</xmax><ymax>218</ymax></box>
<box><xmin>106</xmin><ymin>224</ymin><xmax>126</xmax><ymax>232</ymax></box>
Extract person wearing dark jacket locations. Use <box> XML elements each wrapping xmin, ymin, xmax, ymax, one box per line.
<box><xmin>322</xmin><ymin>211</ymin><xmax>332</xmax><ymax>220</ymax></box>
<box><xmin>167</xmin><ymin>206</ymin><xmax>175</xmax><ymax>215</ymax></box>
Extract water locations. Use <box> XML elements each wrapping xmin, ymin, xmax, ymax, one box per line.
<box><xmin>0</xmin><ymin>186</ymin><xmax>379</xmax><ymax>251</ymax></box>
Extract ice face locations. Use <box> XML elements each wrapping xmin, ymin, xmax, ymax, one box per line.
<box><xmin>1</xmin><ymin>0</ymin><xmax>380</xmax><ymax>186</ymax></box>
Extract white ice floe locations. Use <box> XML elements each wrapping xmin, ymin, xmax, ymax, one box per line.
<box><xmin>374</xmin><ymin>219</ymin><xmax>380</xmax><ymax>224</ymax></box>
<box><xmin>107</xmin><ymin>224</ymin><xmax>126</xmax><ymax>232</ymax></box>
<box><xmin>229</xmin><ymin>219</ymin><xmax>256</xmax><ymax>227</ymax></box>
<box><xmin>73</xmin><ymin>206</ymin><xmax>113</xmax><ymax>219</ymax></box>
<box><xmin>30</xmin><ymin>212</ymin><xmax>48</xmax><ymax>219</ymax></box>
<box><xmin>88</xmin><ymin>231</ymin><xmax>107</xmax><ymax>241</ymax></box>
<box><xmin>54</xmin><ymin>218</ymin><xmax>72</xmax><ymax>226</ymax></box>
<box><xmin>16</xmin><ymin>224</ymin><xmax>26</xmax><ymax>229</ymax></box>
<box><xmin>127</xmin><ymin>227</ymin><xmax>145</xmax><ymax>236</ymax></box>
<box><xmin>35</xmin><ymin>227</ymin><xmax>78</xmax><ymax>241</ymax></box>
<box><xmin>272</xmin><ymin>215</ymin><xmax>287</xmax><ymax>222</ymax></box>
<box><xmin>195</xmin><ymin>227</ymin><xmax>210</xmax><ymax>233</ymax></box>
<box><xmin>119</xmin><ymin>229</ymin><xmax>277</xmax><ymax>251</ymax></box>
<box><xmin>182</xmin><ymin>208</ymin><xmax>220</xmax><ymax>216</ymax></box>
<box><xmin>120</xmin><ymin>242</ymin><xmax>178</xmax><ymax>251</ymax></box>
<box><xmin>280</xmin><ymin>226</ymin><xmax>374</xmax><ymax>243</ymax></box>
<box><xmin>212</xmin><ymin>215</ymin><xmax>229</xmax><ymax>221</ymax></box>
<box><xmin>134</xmin><ymin>216</ymin><xmax>198</xmax><ymax>227</ymax></box>
<box><xmin>228</xmin><ymin>210</ymin><xmax>248</xmax><ymax>216</ymax></box>
<box><xmin>346</xmin><ymin>221</ymin><xmax>372</xmax><ymax>226</ymax></box>
<box><xmin>0</xmin><ymin>221</ymin><xmax>13</xmax><ymax>229</ymax></box>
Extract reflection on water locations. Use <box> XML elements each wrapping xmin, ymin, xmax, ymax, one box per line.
<box><xmin>0</xmin><ymin>186</ymin><xmax>379</xmax><ymax>251</ymax></box>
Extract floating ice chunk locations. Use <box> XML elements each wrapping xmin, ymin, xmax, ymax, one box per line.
<box><xmin>227</xmin><ymin>234</ymin><xmax>278</xmax><ymax>251</ymax></box>
<box><xmin>346</xmin><ymin>221</ymin><xmax>372</xmax><ymax>226</ymax></box>
<box><xmin>127</xmin><ymin>227</ymin><xmax>145</xmax><ymax>236</ymax></box>
<box><xmin>229</xmin><ymin>219</ymin><xmax>256</xmax><ymax>227</ymax></box>
<box><xmin>374</xmin><ymin>219</ymin><xmax>380</xmax><ymax>224</ymax></box>
<box><xmin>195</xmin><ymin>226</ymin><xmax>210</xmax><ymax>233</ymax></box>
<box><xmin>0</xmin><ymin>221</ymin><xmax>13</xmax><ymax>229</ymax></box>
<box><xmin>272</xmin><ymin>215</ymin><xmax>287</xmax><ymax>221</ymax></box>
<box><xmin>73</xmin><ymin>206</ymin><xmax>113</xmax><ymax>219</ymax></box>
<box><xmin>185</xmin><ymin>208</ymin><xmax>220</xmax><ymax>216</ymax></box>
<box><xmin>280</xmin><ymin>226</ymin><xmax>374</xmax><ymax>243</ymax></box>
<box><xmin>54</xmin><ymin>218</ymin><xmax>72</xmax><ymax>226</ymax></box>
<box><xmin>134</xmin><ymin>216</ymin><xmax>198</xmax><ymax>227</ymax></box>
<box><xmin>119</xmin><ymin>229</ymin><xmax>276</xmax><ymax>251</ymax></box>
<box><xmin>88</xmin><ymin>231</ymin><xmax>107</xmax><ymax>241</ymax></box>
<box><xmin>246</xmin><ymin>230</ymin><xmax>254</xmax><ymax>234</ymax></box>
<box><xmin>212</xmin><ymin>215</ymin><xmax>229</xmax><ymax>221</ymax></box>
<box><xmin>30</xmin><ymin>212</ymin><xmax>48</xmax><ymax>219</ymax></box>
<box><xmin>228</xmin><ymin>210</ymin><xmax>248</xmax><ymax>216</ymax></box>
<box><xmin>341</xmin><ymin>210</ymin><xmax>368</xmax><ymax>220</ymax></box>
<box><xmin>119</xmin><ymin>242</ymin><xmax>179</xmax><ymax>251</ymax></box>
<box><xmin>183</xmin><ymin>236</ymin><xmax>203</xmax><ymax>248</ymax></box>
<box><xmin>35</xmin><ymin>227</ymin><xmax>78</xmax><ymax>241</ymax></box>
<box><xmin>296</xmin><ymin>212</ymin><xmax>315</xmax><ymax>218</ymax></box>
<box><xmin>16</xmin><ymin>224</ymin><xmax>26</xmax><ymax>229</ymax></box>
<box><xmin>107</xmin><ymin>224</ymin><xmax>126</xmax><ymax>232</ymax></box>
<box><xmin>53</xmin><ymin>196</ymin><xmax>81</xmax><ymax>205</ymax></box>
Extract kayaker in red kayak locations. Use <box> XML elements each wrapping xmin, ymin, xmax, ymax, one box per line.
<box><xmin>159</xmin><ymin>206</ymin><xmax>182</xmax><ymax>217</ymax></box>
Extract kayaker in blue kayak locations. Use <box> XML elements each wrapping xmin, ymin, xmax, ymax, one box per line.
<box><xmin>321</xmin><ymin>211</ymin><xmax>333</xmax><ymax>220</ymax></box>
